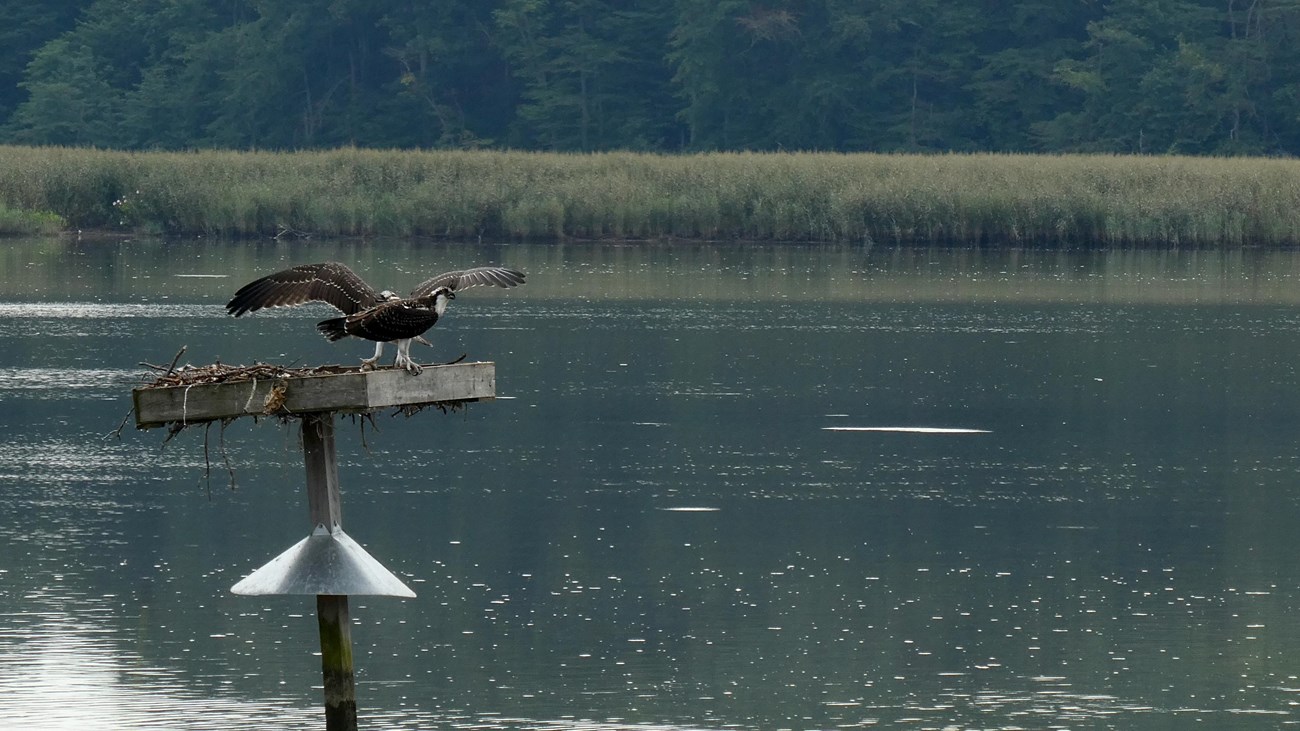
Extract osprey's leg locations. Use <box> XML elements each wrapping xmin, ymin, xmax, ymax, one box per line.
<box><xmin>394</xmin><ymin>339</ymin><xmax>422</xmax><ymax>375</ymax></box>
<box><xmin>360</xmin><ymin>341</ymin><xmax>384</xmax><ymax>371</ymax></box>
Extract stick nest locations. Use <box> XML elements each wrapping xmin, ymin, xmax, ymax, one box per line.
<box><xmin>131</xmin><ymin>353</ymin><xmax>470</xmax><ymax>437</ymax></box>
<box><xmin>141</xmin><ymin>361</ymin><xmax>361</xmax><ymax>389</ymax></box>
<box><xmin>116</xmin><ymin>349</ymin><xmax>475</xmax><ymax>492</ymax></box>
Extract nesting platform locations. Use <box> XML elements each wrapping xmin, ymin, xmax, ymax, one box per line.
<box><xmin>132</xmin><ymin>361</ymin><xmax>495</xmax><ymax>429</ymax></box>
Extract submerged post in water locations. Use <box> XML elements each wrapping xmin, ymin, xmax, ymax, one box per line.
<box><xmin>316</xmin><ymin>594</ymin><xmax>355</xmax><ymax>729</ymax></box>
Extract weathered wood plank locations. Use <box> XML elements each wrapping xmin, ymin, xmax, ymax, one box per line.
<box><xmin>303</xmin><ymin>413</ymin><xmax>343</xmax><ymax>530</ymax></box>
<box><xmin>133</xmin><ymin>361</ymin><xmax>495</xmax><ymax>429</ymax></box>
<box><xmin>364</xmin><ymin>362</ymin><xmax>496</xmax><ymax>408</ymax></box>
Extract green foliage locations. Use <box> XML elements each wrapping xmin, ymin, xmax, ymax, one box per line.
<box><xmin>3</xmin><ymin>0</ymin><xmax>1300</xmax><ymax>154</ymax></box>
<box><xmin>7</xmin><ymin>38</ymin><xmax>121</xmax><ymax>146</ymax></box>
<box><xmin>496</xmin><ymin>0</ymin><xmax>679</xmax><ymax>150</ymax></box>
<box><xmin>2</xmin><ymin>145</ymin><xmax>1299</xmax><ymax>246</ymax></box>
<box><xmin>0</xmin><ymin>0</ymin><xmax>81</xmax><ymax>125</ymax></box>
<box><xmin>0</xmin><ymin>205</ymin><xmax>63</xmax><ymax>236</ymax></box>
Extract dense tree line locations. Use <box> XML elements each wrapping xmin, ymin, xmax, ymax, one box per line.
<box><xmin>3</xmin><ymin>0</ymin><xmax>1300</xmax><ymax>155</ymax></box>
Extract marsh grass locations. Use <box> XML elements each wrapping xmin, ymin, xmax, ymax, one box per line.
<box><xmin>0</xmin><ymin>203</ymin><xmax>63</xmax><ymax>236</ymax></box>
<box><xmin>0</xmin><ymin>145</ymin><xmax>1298</xmax><ymax>246</ymax></box>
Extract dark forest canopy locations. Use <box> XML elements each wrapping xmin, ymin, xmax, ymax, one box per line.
<box><xmin>3</xmin><ymin>0</ymin><xmax>1300</xmax><ymax>156</ymax></box>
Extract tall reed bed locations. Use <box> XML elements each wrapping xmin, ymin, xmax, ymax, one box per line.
<box><xmin>0</xmin><ymin>145</ymin><xmax>1297</xmax><ymax>246</ymax></box>
<box><xmin>0</xmin><ymin>204</ymin><xmax>62</xmax><ymax>236</ymax></box>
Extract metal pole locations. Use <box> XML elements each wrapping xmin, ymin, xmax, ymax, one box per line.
<box><xmin>302</xmin><ymin>413</ymin><xmax>358</xmax><ymax>731</ymax></box>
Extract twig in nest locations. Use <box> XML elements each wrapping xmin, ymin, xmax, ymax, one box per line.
<box><xmin>219</xmin><ymin>417</ymin><xmax>237</xmax><ymax>490</ymax></box>
<box><xmin>139</xmin><ymin>345</ymin><xmax>188</xmax><ymax>376</ymax></box>
<box><xmin>353</xmin><ymin>412</ymin><xmax>380</xmax><ymax>455</ymax></box>
<box><xmin>164</xmin><ymin>346</ymin><xmax>187</xmax><ymax>377</ymax></box>
<box><xmin>202</xmin><ymin>421</ymin><xmax>213</xmax><ymax>500</ymax></box>
<box><xmin>105</xmin><ymin>407</ymin><xmax>134</xmax><ymax>440</ymax></box>
<box><xmin>162</xmin><ymin>419</ymin><xmax>186</xmax><ymax>446</ymax></box>
<box><xmin>391</xmin><ymin>400</ymin><xmax>468</xmax><ymax>418</ymax></box>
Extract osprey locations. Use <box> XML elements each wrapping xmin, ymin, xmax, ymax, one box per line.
<box><xmin>226</xmin><ymin>261</ymin><xmax>525</xmax><ymax>374</ymax></box>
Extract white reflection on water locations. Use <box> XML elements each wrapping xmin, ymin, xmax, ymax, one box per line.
<box><xmin>0</xmin><ymin>368</ymin><xmax>143</xmax><ymax>395</ymax></box>
<box><xmin>4</xmin><ymin>602</ymin><xmax>730</xmax><ymax>731</ymax></box>
<box><xmin>823</xmin><ymin>426</ymin><xmax>992</xmax><ymax>434</ymax></box>
<box><xmin>0</xmin><ymin>609</ymin><xmax>317</xmax><ymax>731</ymax></box>
<box><xmin>0</xmin><ymin>302</ymin><xmax>217</xmax><ymax>319</ymax></box>
<box><xmin>487</xmin><ymin>722</ymin><xmax>717</xmax><ymax>731</ymax></box>
<box><xmin>0</xmin><ymin>435</ymin><xmax>156</xmax><ymax>487</ymax></box>
<box><xmin>3</xmin><ymin>609</ymin><xmax>720</xmax><ymax>731</ymax></box>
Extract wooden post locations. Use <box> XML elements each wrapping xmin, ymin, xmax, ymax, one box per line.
<box><xmin>303</xmin><ymin>413</ymin><xmax>343</xmax><ymax>530</ymax></box>
<box><xmin>316</xmin><ymin>594</ymin><xmax>357</xmax><ymax>731</ymax></box>
<box><xmin>302</xmin><ymin>413</ymin><xmax>358</xmax><ymax>731</ymax></box>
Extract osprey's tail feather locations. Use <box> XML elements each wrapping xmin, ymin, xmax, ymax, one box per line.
<box><xmin>316</xmin><ymin>317</ymin><xmax>350</xmax><ymax>342</ymax></box>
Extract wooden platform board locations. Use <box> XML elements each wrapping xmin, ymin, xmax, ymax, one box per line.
<box><xmin>133</xmin><ymin>362</ymin><xmax>495</xmax><ymax>429</ymax></box>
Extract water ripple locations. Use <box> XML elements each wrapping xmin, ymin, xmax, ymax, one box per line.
<box><xmin>0</xmin><ymin>368</ymin><xmax>145</xmax><ymax>395</ymax></box>
<box><xmin>0</xmin><ymin>302</ymin><xmax>218</xmax><ymax>319</ymax></box>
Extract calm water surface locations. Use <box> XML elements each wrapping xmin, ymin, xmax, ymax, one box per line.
<box><xmin>3</xmin><ymin>239</ymin><xmax>1300</xmax><ymax>730</ymax></box>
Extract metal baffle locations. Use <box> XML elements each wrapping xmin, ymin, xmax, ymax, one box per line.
<box><xmin>230</xmin><ymin>524</ymin><xmax>416</xmax><ymax>597</ymax></box>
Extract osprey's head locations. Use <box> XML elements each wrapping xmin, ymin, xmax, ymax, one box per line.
<box><xmin>379</xmin><ymin>289</ymin><xmax>401</xmax><ymax>302</ymax></box>
<box><xmin>432</xmin><ymin>286</ymin><xmax>455</xmax><ymax>315</ymax></box>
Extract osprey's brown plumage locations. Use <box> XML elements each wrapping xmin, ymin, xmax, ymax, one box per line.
<box><xmin>315</xmin><ymin>287</ymin><xmax>454</xmax><ymax>344</ymax></box>
<box><xmin>226</xmin><ymin>261</ymin><xmax>525</xmax><ymax>373</ymax></box>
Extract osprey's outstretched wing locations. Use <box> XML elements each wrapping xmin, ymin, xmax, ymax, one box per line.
<box><xmin>226</xmin><ymin>262</ymin><xmax>383</xmax><ymax>317</ymax></box>
<box><xmin>409</xmin><ymin>267</ymin><xmax>526</xmax><ymax>299</ymax></box>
